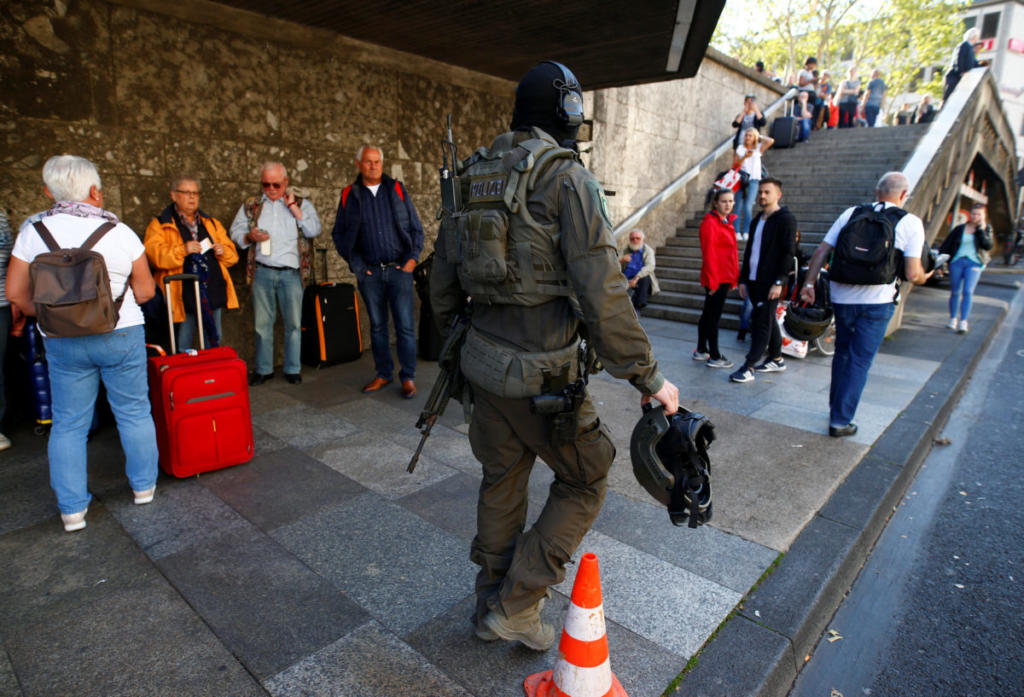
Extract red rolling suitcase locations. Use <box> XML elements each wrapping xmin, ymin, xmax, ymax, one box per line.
<box><xmin>148</xmin><ymin>273</ymin><xmax>254</xmax><ymax>477</ymax></box>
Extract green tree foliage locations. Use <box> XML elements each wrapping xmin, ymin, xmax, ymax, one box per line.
<box><xmin>713</xmin><ymin>0</ymin><xmax>966</xmax><ymax>99</ymax></box>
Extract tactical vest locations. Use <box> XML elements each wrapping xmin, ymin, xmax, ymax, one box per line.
<box><xmin>440</xmin><ymin>133</ymin><xmax>577</xmax><ymax>306</ymax></box>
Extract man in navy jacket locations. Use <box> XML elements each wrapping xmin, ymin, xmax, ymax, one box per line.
<box><xmin>332</xmin><ymin>145</ymin><xmax>424</xmax><ymax>398</ymax></box>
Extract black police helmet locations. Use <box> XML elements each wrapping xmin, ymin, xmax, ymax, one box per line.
<box><xmin>510</xmin><ymin>61</ymin><xmax>584</xmax><ymax>147</ymax></box>
<box><xmin>630</xmin><ymin>404</ymin><xmax>715</xmax><ymax>528</ymax></box>
<box><xmin>784</xmin><ymin>303</ymin><xmax>834</xmax><ymax>341</ymax></box>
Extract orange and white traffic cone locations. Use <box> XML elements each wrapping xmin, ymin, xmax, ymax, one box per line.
<box><xmin>523</xmin><ymin>552</ymin><xmax>629</xmax><ymax>697</ymax></box>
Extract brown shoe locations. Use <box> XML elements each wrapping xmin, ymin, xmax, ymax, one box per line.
<box><xmin>401</xmin><ymin>380</ymin><xmax>416</xmax><ymax>399</ymax></box>
<box><xmin>362</xmin><ymin>377</ymin><xmax>393</xmax><ymax>393</ymax></box>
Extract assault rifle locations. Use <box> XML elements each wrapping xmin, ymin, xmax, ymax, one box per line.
<box><xmin>407</xmin><ymin>313</ymin><xmax>469</xmax><ymax>473</ymax></box>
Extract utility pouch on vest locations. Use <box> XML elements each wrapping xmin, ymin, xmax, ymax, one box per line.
<box><xmin>459</xmin><ymin>209</ymin><xmax>509</xmax><ymax>283</ymax></box>
<box><xmin>460</xmin><ymin>326</ymin><xmax>580</xmax><ymax>399</ymax></box>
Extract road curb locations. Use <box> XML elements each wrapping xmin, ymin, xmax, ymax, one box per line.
<box><xmin>674</xmin><ymin>295</ymin><xmax>1010</xmax><ymax>697</ymax></box>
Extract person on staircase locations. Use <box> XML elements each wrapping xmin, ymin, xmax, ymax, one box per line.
<box><xmin>837</xmin><ymin>66</ymin><xmax>860</xmax><ymax>129</ymax></box>
<box><xmin>733</xmin><ymin>128</ymin><xmax>774</xmax><ymax>242</ymax></box>
<box><xmin>730</xmin><ymin>94</ymin><xmax>766</xmax><ymax>149</ymax></box>
<box><xmin>618</xmin><ymin>228</ymin><xmax>659</xmax><ymax>311</ymax></box>
<box><xmin>695</xmin><ymin>188</ymin><xmax>739</xmax><ymax>369</ymax></box>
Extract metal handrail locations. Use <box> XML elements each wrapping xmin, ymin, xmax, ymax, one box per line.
<box><xmin>611</xmin><ymin>87</ymin><xmax>797</xmax><ymax>239</ymax></box>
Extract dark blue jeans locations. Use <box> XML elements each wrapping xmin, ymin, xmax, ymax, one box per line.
<box><xmin>830</xmin><ymin>302</ymin><xmax>894</xmax><ymax>427</ymax></box>
<box><xmin>864</xmin><ymin>104</ymin><xmax>880</xmax><ymax>127</ymax></box>
<box><xmin>357</xmin><ymin>265</ymin><xmax>416</xmax><ymax>382</ymax></box>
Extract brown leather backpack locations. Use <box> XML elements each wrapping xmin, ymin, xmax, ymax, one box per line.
<box><xmin>28</xmin><ymin>220</ymin><xmax>125</xmax><ymax>337</ymax></box>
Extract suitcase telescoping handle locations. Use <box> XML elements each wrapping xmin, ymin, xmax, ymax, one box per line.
<box><xmin>163</xmin><ymin>273</ymin><xmax>204</xmax><ymax>354</ymax></box>
<box><xmin>311</xmin><ymin>246</ymin><xmax>330</xmax><ymax>286</ymax></box>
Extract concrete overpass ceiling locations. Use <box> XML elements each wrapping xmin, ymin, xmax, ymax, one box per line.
<box><xmin>205</xmin><ymin>0</ymin><xmax>726</xmax><ymax>88</ymax></box>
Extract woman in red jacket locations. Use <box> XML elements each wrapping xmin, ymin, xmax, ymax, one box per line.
<box><xmin>695</xmin><ymin>189</ymin><xmax>740</xmax><ymax>368</ymax></box>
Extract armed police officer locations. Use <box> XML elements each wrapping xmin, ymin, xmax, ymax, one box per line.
<box><xmin>430</xmin><ymin>61</ymin><xmax>679</xmax><ymax>651</ymax></box>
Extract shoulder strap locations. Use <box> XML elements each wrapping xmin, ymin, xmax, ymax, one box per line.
<box><xmin>33</xmin><ymin>220</ymin><xmax>114</xmax><ymax>252</ymax></box>
<box><xmin>341</xmin><ymin>185</ymin><xmax>352</xmax><ymax>208</ymax></box>
<box><xmin>393</xmin><ymin>181</ymin><xmax>405</xmax><ymax>201</ymax></box>
<box><xmin>32</xmin><ymin>221</ymin><xmax>60</xmax><ymax>252</ymax></box>
<box><xmin>81</xmin><ymin>222</ymin><xmax>116</xmax><ymax>250</ymax></box>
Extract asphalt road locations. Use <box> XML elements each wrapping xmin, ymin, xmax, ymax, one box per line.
<box><xmin>789</xmin><ymin>284</ymin><xmax>1024</xmax><ymax>697</ymax></box>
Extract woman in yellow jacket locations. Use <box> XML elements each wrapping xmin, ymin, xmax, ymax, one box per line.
<box><xmin>144</xmin><ymin>178</ymin><xmax>239</xmax><ymax>349</ymax></box>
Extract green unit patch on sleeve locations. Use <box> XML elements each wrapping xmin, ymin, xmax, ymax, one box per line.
<box><xmin>585</xmin><ymin>178</ymin><xmax>612</xmax><ymax>228</ymax></box>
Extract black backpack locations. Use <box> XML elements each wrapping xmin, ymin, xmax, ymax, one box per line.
<box><xmin>829</xmin><ymin>204</ymin><xmax>907</xmax><ymax>285</ymax></box>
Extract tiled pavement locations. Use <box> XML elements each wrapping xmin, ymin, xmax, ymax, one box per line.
<box><xmin>0</xmin><ymin>282</ymin><xmax>1014</xmax><ymax>697</ymax></box>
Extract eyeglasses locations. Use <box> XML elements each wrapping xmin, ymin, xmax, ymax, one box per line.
<box><xmin>261</xmin><ymin>181</ymin><xmax>284</xmax><ymax>189</ymax></box>
<box><xmin>174</xmin><ymin>189</ymin><xmax>200</xmax><ymax>196</ymax></box>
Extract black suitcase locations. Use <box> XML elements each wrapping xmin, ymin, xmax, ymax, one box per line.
<box><xmin>771</xmin><ymin>116</ymin><xmax>798</xmax><ymax>149</ymax></box>
<box><xmin>301</xmin><ymin>250</ymin><xmax>363</xmax><ymax>367</ymax></box>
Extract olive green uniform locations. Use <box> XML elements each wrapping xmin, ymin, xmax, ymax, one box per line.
<box><xmin>430</xmin><ymin>127</ymin><xmax>665</xmax><ymax>623</ymax></box>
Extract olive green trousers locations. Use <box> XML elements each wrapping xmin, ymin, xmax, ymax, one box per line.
<box><xmin>468</xmin><ymin>384</ymin><xmax>616</xmax><ymax>622</ymax></box>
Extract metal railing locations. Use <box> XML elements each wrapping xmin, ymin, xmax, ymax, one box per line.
<box><xmin>611</xmin><ymin>87</ymin><xmax>797</xmax><ymax>239</ymax></box>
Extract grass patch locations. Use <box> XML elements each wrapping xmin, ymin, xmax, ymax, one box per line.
<box><xmin>661</xmin><ymin>551</ymin><xmax>785</xmax><ymax>695</ymax></box>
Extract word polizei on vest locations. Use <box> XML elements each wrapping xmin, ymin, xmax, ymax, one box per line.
<box><xmin>470</xmin><ymin>178</ymin><xmax>506</xmax><ymax>199</ymax></box>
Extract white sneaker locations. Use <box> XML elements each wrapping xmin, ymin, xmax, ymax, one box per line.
<box><xmin>957</xmin><ymin>319</ymin><xmax>968</xmax><ymax>333</ymax></box>
<box><xmin>61</xmin><ymin>510</ymin><xmax>87</xmax><ymax>532</ymax></box>
<box><xmin>692</xmin><ymin>350</ymin><xmax>710</xmax><ymax>361</ymax></box>
<box><xmin>946</xmin><ymin>317</ymin><xmax>958</xmax><ymax>330</ymax></box>
<box><xmin>0</xmin><ymin>433</ymin><xmax>10</xmax><ymax>451</ymax></box>
<box><xmin>133</xmin><ymin>487</ymin><xmax>156</xmax><ymax>505</ymax></box>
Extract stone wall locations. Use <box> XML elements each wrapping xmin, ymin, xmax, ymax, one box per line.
<box><xmin>1</xmin><ymin>0</ymin><xmax>782</xmax><ymax>365</ymax></box>
<box><xmin>586</xmin><ymin>48</ymin><xmax>786</xmax><ymax>250</ymax></box>
<box><xmin>0</xmin><ymin>0</ymin><xmax>512</xmax><ymax>359</ymax></box>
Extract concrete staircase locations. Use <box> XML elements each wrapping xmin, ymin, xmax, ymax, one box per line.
<box><xmin>644</xmin><ymin>124</ymin><xmax>929</xmax><ymax>327</ymax></box>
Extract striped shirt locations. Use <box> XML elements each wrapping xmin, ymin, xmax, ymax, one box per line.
<box><xmin>0</xmin><ymin>209</ymin><xmax>12</xmax><ymax>307</ymax></box>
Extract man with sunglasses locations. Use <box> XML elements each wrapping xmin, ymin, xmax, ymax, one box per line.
<box><xmin>230</xmin><ymin>162</ymin><xmax>321</xmax><ymax>385</ymax></box>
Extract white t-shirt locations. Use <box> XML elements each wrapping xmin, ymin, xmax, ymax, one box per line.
<box><xmin>797</xmin><ymin>69</ymin><xmax>816</xmax><ymax>90</ymax></box>
<box><xmin>748</xmin><ymin>216</ymin><xmax>768</xmax><ymax>281</ymax></box>
<box><xmin>823</xmin><ymin>202</ymin><xmax>924</xmax><ymax>305</ymax></box>
<box><xmin>736</xmin><ymin>144</ymin><xmax>762</xmax><ymax>181</ymax></box>
<box><xmin>13</xmin><ymin>213</ymin><xmax>145</xmax><ymax>330</ymax></box>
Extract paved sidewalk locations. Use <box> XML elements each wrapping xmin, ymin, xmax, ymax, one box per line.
<box><xmin>0</xmin><ymin>283</ymin><xmax>1013</xmax><ymax>697</ymax></box>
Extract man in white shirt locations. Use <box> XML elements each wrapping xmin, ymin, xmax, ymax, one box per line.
<box><xmin>6</xmin><ymin>155</ymin><xmax>159</xmax><ymax>532</ymax></box>
<box><xmin>230</xmin><ymin>162</ymin><xmax>321</xmax><ymax>385</ymax></box>
<box><xmin>800</xmin><ymin>172</ymin><xmax>933</xmax><ymax>437</ymax></box>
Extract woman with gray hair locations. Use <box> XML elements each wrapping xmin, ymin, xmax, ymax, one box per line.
<box><xmin>6</xmin><ymin>155</ymin><xmax>159</xmax><ymax>532</ymax></box>
<box><xmin>943</xmin><ymin>26</ymin><xmax>982</xmax><ymax>102</ymax></box>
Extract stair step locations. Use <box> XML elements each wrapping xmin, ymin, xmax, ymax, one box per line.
<box><xmin>643</xmin><ymin>124</ymin><xmax>927</xmax><ymax>327</ymax></box>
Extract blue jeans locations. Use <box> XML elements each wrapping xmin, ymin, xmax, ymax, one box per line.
<box><xmin>176</xmin><ymin>308</ymin><xmax>222</xmax><ymax>351</ymax></box>
<box><xmin>252</xmin><ymin>265</ymin><xmax>303</xmax><ymax>375</ymax></box>
<box><xmin>864</xmin><ymin>104</ymin><xmax>880</xmax><ymax>127</ymax></box>
<box><xmin>829</xmin><ymin>302</ymin><xmax>894</xmax><ymax>428</ymax></box>
<box><xmin>947</xmin><ymin>256</ymin><xmax>982</xmax><ymax>321</ymax></box>
<box><xmin>0</xmin><ymin>305</ymin><xmax>9</xmax><ymax>426</ymax></box>
<box><xmin>357</xmin><ymin>265</ymin><xmax>416</xmax><ymax>382</ymax></box>
<box><xmin>798</xmin><ymin>117</ymin><xmax>811</xmax><ymax>142</ymax></box>
<box><xmin>734</xmin><ymin>179</ymin><xmax>759</xmax><ymax>238</ymax></box>
<box><xmin>43</xmin><ymin>324</ymin><xmax>158</xmax><ymax>514</ymax></box>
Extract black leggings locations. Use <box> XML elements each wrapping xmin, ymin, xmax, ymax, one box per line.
<box><xmin>697</xmin><ymin>284</ymin><xmax>731</xmax><ymax>359</ymax></box>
